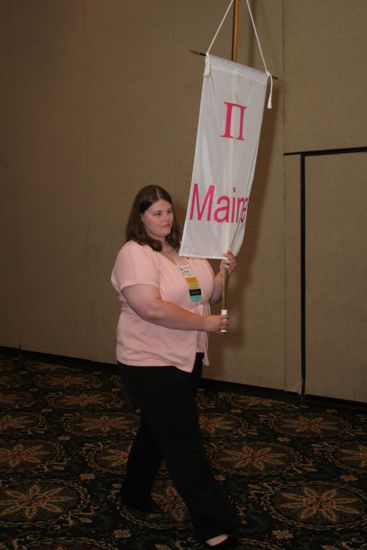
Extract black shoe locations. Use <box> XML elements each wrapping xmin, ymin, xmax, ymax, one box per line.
<box><xmin>121</xmin><ymin>495</ymin><xmax>161</xmax><ymax>514</ymax></box>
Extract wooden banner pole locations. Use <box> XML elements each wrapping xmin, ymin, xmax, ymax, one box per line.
<box><xmin>221</xmin><ymin>0</ymin><xmax>239</xmax><ymax>326</ymax></box>
<box><xmin>231</xmin><ymin>0</ymin><xmax>239</xmax><ymax>62</ymax></box>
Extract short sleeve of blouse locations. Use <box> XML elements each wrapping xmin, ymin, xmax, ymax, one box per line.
<box><xmin>111</xmin><ymin>241</ymin><xmax>159</xmax><ymax>292</ymax></box>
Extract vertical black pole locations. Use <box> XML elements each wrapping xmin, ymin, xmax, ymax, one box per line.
<box><xmin>300</xmin><ymin>154</ymin><xmax>306</xmax><ymax>398</ymax></box>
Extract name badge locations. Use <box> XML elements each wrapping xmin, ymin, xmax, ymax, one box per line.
<box><xmin>178</xmin><ymin>265</ymin><xmax>202</xmax><ymax>302</ymax></box>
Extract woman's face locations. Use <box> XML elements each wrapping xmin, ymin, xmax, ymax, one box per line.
<box><xmin>141</xmin><ymin>198</ymin><xmax>174</xmax><ymax>242</ymax></box>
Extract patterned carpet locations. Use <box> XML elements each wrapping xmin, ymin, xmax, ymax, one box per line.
<box><xmin>0</xmin><ymin>350</ymin><xmax>366</xmax><ymax>550</ymax></box>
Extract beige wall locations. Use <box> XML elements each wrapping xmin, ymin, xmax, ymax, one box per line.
<box><xmin>283</xmin><ymin>0</ymin><xmax>367</xmax><ymax>402</ymax></box>
<box><xmin>0</xmin><ymin>1</ymin><xmax>366</xmax><ymax>401</ymax></box>
<box><xmin>306</xmin><ymin>153</ymin><xmax>367</xmax><ymax>402</ymax></box>
<box><xmin>284</xmin><ymin>0</ymin><xmax>367</xmax><ymax>152</ymax></box>
<box><xmin>0</xmin><ymin>1</ymin><xmax>18</xmax><ymax>347</ymax></box>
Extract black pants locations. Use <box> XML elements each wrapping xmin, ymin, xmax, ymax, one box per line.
<box><xmin>118</xmin><ymin>354</ymin><xmax>239</xmax><ymax>542</ymax></box>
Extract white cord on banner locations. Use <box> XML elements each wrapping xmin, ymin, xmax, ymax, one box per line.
<box><xmin>205</xmin><ymin>0</ymin><xmax>273</xmax><ymax>109</ymax></box>
<box><xmin>206</xmin><ymin>0</ymin><xmax>234</xmax><ymax>56</ymax></box>
<box><xmin>245</xmin><ymin>0</ymin><xmax>273</xmax><ymax>108</ymax></box>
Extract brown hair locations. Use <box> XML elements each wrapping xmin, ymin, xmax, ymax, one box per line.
<box><xmin>125</xmin><ymin>185</ymin><xmax>181</xmax><ymax>252</ymax></box>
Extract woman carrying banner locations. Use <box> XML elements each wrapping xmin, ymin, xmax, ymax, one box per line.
<box><xmin>111</xmin><ymin>185</ymin><xmax>239</xmax><ymax>548</ymax></box>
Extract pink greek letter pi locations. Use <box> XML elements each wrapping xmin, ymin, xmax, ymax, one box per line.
<box><xmin>221</xmin><ymin>102</ymin><xmax>247</xmax><ymax>141</ymax></box>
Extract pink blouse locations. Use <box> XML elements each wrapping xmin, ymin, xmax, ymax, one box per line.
<box><xmin>111</xmin><ymin>241</ymin><xmax>215</xmax><ymax>372</ymax></box>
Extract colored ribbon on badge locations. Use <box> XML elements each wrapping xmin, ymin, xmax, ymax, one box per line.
<box><xmin>178</xmin><ymin>265</ymin><xmax>203</xmax><ymax>302</ymax></box>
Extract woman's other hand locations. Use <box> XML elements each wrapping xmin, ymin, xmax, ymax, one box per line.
<box><xmin>219</xmin><ymin>250</ymin><xmax>237</xmax><ymax>276</ymax></box>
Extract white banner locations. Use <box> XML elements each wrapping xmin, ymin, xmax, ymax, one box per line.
<box><xmin>180</xmin><ymin>55</ymin><xmax>268</xmax><ymax>259</ymax></box>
